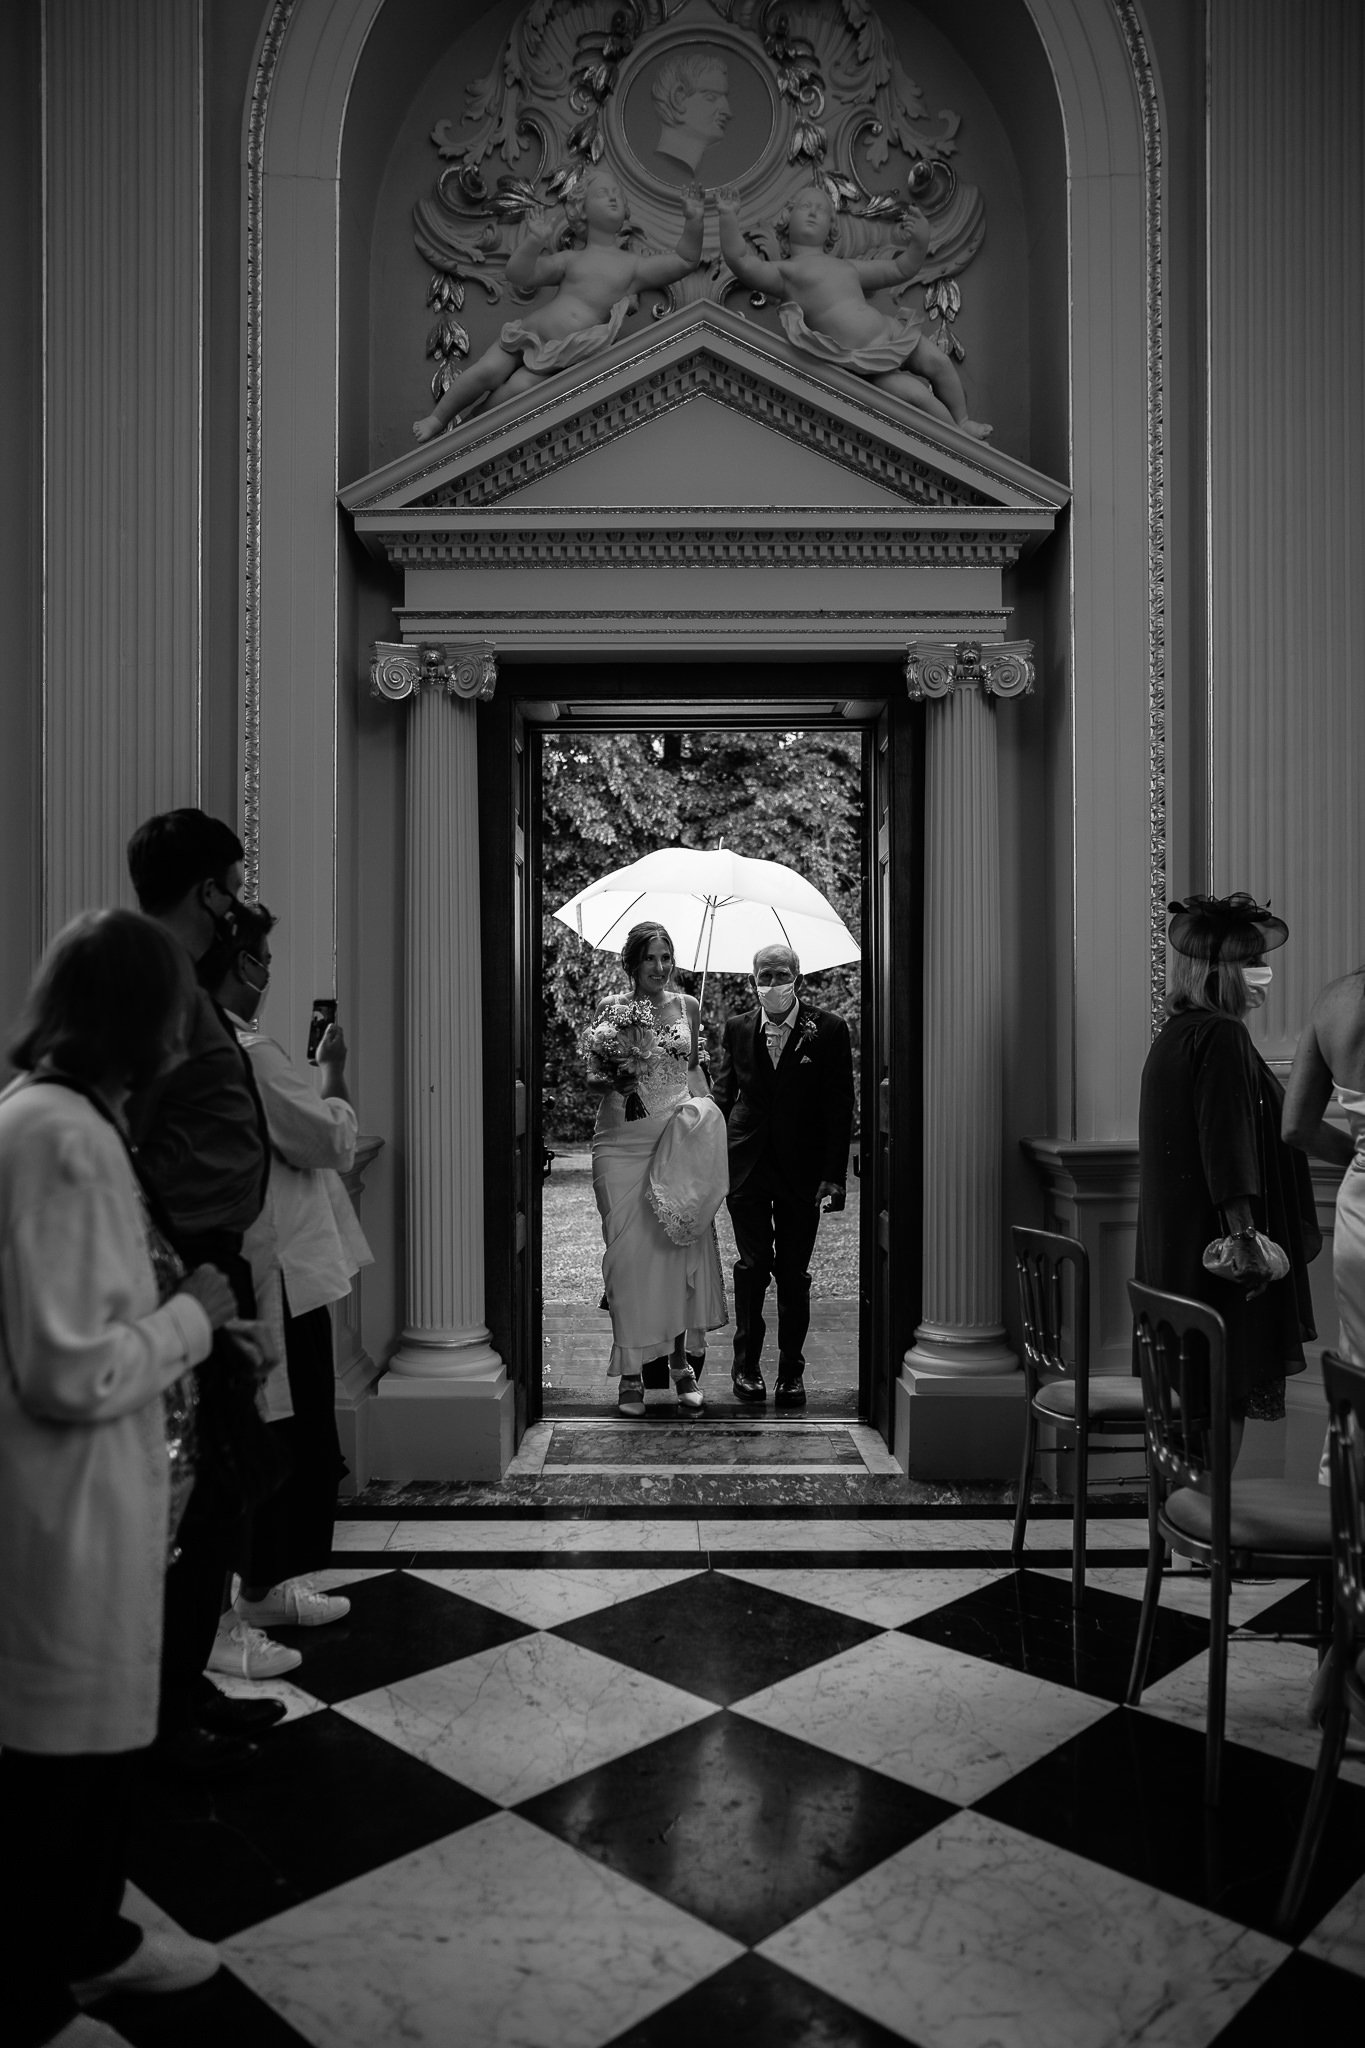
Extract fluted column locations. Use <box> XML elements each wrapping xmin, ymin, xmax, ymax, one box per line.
<box><xmin>905</xmin><ymin>641</ymin><xmax>1034</xmax><ymax>1380</ymax></box>
<box><xmin>43</xmin><ymin>0</ymin><xmax>203</xmax><ymax>930</ymax></box>
<box><xmin>372</xmin><ymin>645</ymin><xmax>503</xmax><ymax>1382</ymax></box>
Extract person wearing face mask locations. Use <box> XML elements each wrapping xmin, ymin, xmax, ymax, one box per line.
<box><xmin>125</xmin><ymin>808</ymin><xmax>278</xmax><ymax>1774</ymax></box>
<box><xmin>711</xmin><ymin>943</ymin><xmax>855</xmax><ymax>1406</ymax></box>
<box><xmin>1135</xmin><ymin>893</ymin><xmax>1322</xmax><ymax>1431</ymax></box>
<box><xmin>203</xmin><ymin>903</ymin><xmax>371</xmax><ymax>1659</ymax></box>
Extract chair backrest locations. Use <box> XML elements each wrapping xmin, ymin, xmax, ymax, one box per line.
<box><xmin>1321</xmin><ymin>1349</ymin><xmax>1365</xmax><ymax>1642</ymax></box>
<box><xmin>1127</xmin><ymin>1280</ymin><xmax>1231</xmax><ymax>1536</ymax></box>
<box><xmin>1012</xmin><ymin>1227</ymin><xmax>1089</xmax><ymax>1400</ymax></box>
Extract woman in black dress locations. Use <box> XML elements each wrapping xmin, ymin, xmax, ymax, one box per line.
<box><xmin>1135</xmin><ymin>893</ymin><xmax>1321</xmax><ymax>1425</ymax></box>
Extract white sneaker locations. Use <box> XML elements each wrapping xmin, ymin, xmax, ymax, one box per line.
<box><xmin>235</xmin><ymin>1580</ymin><xmax>350</xmax><ymax>1627</ymax></box>
<box><xmin>71</xmin><ymin>1928</ymin><xmax>220</xmax><ymax>2005</ymax></box>
<box><xmin>44</xmin><ymin>2018</ymin><xmax>136</xmax><ymax>2047</ymax></box>
<box><xmin>206</xmin><ymin>1616</ymin><xmax>302</xmax><ymax>1680</ymax></box>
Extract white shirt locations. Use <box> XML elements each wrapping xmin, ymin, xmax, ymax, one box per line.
<box><xmin>763</xmin><ymin>999</ymin><xmax>800</xmax><ymax>1067</ymax></box>
<box><xmin>228</xmin><ymin>1019</ymin><xmax>373</xmax><ymax>1416</ymax></box>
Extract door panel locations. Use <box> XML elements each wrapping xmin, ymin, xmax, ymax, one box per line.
<box><xmin>508</xmin><ymin>707</ymin><xmax>542</xmax><ymax>1438</ymax></box>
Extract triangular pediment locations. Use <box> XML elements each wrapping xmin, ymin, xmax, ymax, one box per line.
<box><xmin>342</xmin><ymin>304</ymin><xmax>1066</xmax><ymax>573</ymax></box>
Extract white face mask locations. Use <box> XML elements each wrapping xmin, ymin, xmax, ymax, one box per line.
<box><xmin>757</xmin><ymin>980</ymin><xmax>797</xmax><ymax>1018</ymax></box>
<box><xmin>1242</xmin><ymin>965</ymin><xmax>1273</xmax><ymax>989</ymax></box>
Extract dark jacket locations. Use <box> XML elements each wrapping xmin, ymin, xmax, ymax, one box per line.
<box><xmin>712</xmin><ymin>1001</ymin><xmax>854</xmax><ymax>1198</ymax></box>
<box><xmin>1135</xmin><ymin>1008</ymin><xmax>1320</xmax><ymax>1402</ymax></box>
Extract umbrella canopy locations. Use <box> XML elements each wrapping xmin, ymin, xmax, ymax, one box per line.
<box><xmin>552</xmin><ymin>847</ymin><xmax>861</xmax><ymax>975</ymax></box>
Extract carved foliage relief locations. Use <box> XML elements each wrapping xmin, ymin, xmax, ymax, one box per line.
<box><xmin>411</xmin><ymin>0</ymin><xmax>988</xmax><ymax>411</ymax></box>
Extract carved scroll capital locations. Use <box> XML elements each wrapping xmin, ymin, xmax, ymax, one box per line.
<box><xmin>905</xmin><ymin>638</ymin><xmax>1035</xmax><ymax>702</ymax></box>
<box><xmin>369</xmin><ymin>641</ymin><xmax>499</xmax><ymax>704</ymax></box>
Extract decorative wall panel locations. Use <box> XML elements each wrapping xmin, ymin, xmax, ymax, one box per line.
<box><xmin>1208</xmin><ymin>0</ymin><xmax>1365</xmax><ymax>1058</ymax></box>
<box><xmin>43</xmin><ymin>0</ymin><xmax>202</xmax><ymax>929</ymax></box>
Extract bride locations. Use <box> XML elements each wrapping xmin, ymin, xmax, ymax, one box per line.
<box><xmin>588</xmin><ymin>922</ymin><xmax>728</xmax><ymax>1416</ymax></box>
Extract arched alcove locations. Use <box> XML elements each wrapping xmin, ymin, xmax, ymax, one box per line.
<box><xmin>246</xmin><ymin>0</ymin><xmax>1162</xmax><ymax>1476</ymax></box>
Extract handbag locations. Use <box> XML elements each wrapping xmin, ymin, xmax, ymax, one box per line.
<box><xmin>1202</xmin><ymin>1228</ymin><xmax>1289</xmax><ymax>1287</ymax></box>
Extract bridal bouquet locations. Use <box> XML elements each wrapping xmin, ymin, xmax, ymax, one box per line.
<box><xmin>586</xmin><ymin>999</ymin><xmax>658</xmax><ymax>1092</ymax></box>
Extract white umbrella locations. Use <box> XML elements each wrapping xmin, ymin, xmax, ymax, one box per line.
<box><xmin>552</xmin><ymin>847</ymin><xmax>861</xmax><ymax>989</ymax></box>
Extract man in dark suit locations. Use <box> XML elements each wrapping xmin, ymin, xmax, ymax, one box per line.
<box><xmin>712</xmin><ymin>943</ymin><xmax>855</xmax><ymax>1406</ymax></box>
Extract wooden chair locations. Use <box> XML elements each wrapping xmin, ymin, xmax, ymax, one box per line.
<box><xmin>1011</xmin><ymin>1227</ymin><xmax>1147</xmax><ymax>1606</ymax></box>
<box><xmin>1125</xmin><ymin>1280</ymin><xmax>1332</xmax><ymax>1805</ymax></box>
<box><xmin>1275</xmin><ymin>1349</ymin><xmax>1365</xmax><ymax>1933</ymax></box>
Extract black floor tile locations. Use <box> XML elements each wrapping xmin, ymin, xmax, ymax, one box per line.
<box><xmin>1240</xmin><ymin>1579</ymin><xmax>1328</xmax><ymax>1638</ymax></box>
<box><xmin>976</xmin><ymin>1703</ymin><xmax>1365</xmax><ymax>1937</ymax></box>
<box><xmin>94</xmin><ymin>1962</ymin><xmax>315</xmax><ymax>2046</ymax></box>
<box><xmin>900</xmin><ymin>1566</ymin><xmax>1209</xmax><ymax>1701</ymax></box>
<box><xmin>519</xmin><ymin>1710</ymin><xmax>952</xmax><ymax>1946</ymax></box>
<box><xmin>604</xmin><ymin>1951</ymin><xmax>922</xmax><ymax>2047</ymax></box>
<box><xmin>266</xmin><ymin>1568</ymin><xmax>530</xmax><ymax>1703</ymax></box>
<box><xmin>1208</xmin><ymin>1949</ymin><xmax>1365</xmax><ymax>2046</ymax></box>
<box><xmin>552</xmin><ymin>1566</ymin><xmax>881</xmax><ymax>1705</ymax></box>
<box><xmin>129</xmin><ymin>1711</ymin><xmax>495</xmax><ymax>1940</ymax></box>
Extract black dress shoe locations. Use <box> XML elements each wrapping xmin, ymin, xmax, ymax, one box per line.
<box><xmin>774</xmin><ymin>1373</ymin><xmax>807</xmax><ymax>1408</ymax></box>
<box><xmin>731</xmin><ymin>1367</ymin><xmax>767</xmax><ymax>1402</ymax></box>
<box><xmin>198</xmin><ymin>1692</ymin><xmax>288</xmax><ymax>1736</ymax></box>
<box><xmin>154</xmin><ymin>1725</ymin><xmax>260</xmax><ymax>1777</ymax></box>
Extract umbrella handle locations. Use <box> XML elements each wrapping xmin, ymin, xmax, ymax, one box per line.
<box><xmin>698</xmin><ymin>897</ymin><xmax>718</xmax><ymax>1013</ymax></box>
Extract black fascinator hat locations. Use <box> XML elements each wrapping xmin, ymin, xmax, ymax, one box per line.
<box><xmin>1166</xmin><ymin>892</ymin><xmax>1288</xmax><ymax>963</ymax></box>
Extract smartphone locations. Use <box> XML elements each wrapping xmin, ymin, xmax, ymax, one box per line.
<box><xmin>306</xmin><ymin>998</ymin><xmax>338</xmax><ymax>1064</ymax></box>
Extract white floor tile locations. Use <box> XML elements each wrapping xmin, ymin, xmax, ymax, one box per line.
<box><xmin>718</xmin><ymin>1565</ymin><xmax>1013</xmax><ymax>1629</ymax></box>
<box><xmin>311</xmin><ymin>1566</ymin><xmax>397</xmax><ymax>1593</ymax></box>
<box><xmin>1035</xmin><ymin>1565</ymin><xmax>1303</xmax><ymax>1627</ymax></box>
<box><xmin>760</xmin><ymin>1809</ymin><xmax>1285</xmax><ymax>2048</ymax></box>
<box><xmin>223</xmin><ymin>1809</ymin><xmax>742</xmax><ymax>2048</ymax></box>
<box><xmin>505</xmin><ymin>1420</ymin><xmax>554</xmax><ymax>1477</ymax></box>
<box><xmin>732</xmin><ymin>1629</ymin><xmax>1110</xmax><ymax>1804</ymax></box>
<box><xmin>331</xmin><ymin>1520</ymin><xmax>396</xmax><ymax>1551</ymax></box>
<box><xmin>697</xmin><ymin>1517</ymin><xmax>1015</xmax><ymax>1552</ymax></box>
<box><xmin>1303</xmin><ymin>1867</ymin><xmax>1365</xmax><ymax>1979</ymax></box>
<box><xmin>848</xmin><ymin>1425</ymin><xmax>905</xmax><ymax>1475</ymax></box>
<box><xmin>1084</xmin><ymin>1518</ymin><xmax>1155</xmax><ymax>1551</ymax></box>
<box><xmin>386</xmin><ymin>1518</ymin><xmax>702</xmax><ymax>1552</ymax></box>
<box><xmin>1136</xmin><ymin>1636</ymin><xmax>1365</xmax><ymax>1784</ymax></box>
<box><xmin>407</xmin><ymin>1564</ymin><xmax>704</xmax><ymax>1629</ymax></box>
<box><xmin>333</xmin><ymin>1629</ymin><xmax>717</xmax><ymax>1805</ymax></box>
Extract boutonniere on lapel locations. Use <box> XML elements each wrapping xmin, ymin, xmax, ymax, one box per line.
<box><xmin>797</xmin><ymin>1014</ymin><xmax>819</xmax><ymax>1048</ymax></box>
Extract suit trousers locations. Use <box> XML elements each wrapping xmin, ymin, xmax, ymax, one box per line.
<box><xmin>727</xmin><ymin>1178</ymin><xmax>822</xmax><ymax>1377</ymax></box>
<box><xmin>243</xmin><ymin>1301</ymin><xmax>346</xmax><ymax>1589</ymax></box>
<box><xmin>4</xmin><ymin>1745</ymin><xmax>145</xmax><ymax>2045</ymax></box>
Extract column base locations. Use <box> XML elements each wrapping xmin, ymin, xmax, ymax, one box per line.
<box><xmin>906</xmin><ymin>1323</ymin><xmax>1019</xmax><ymax>1377</ymax></box>
<box><xmin>894</xmin><ymin>1365</ymin><xmax>1026</xmax><ymax>1483</ymax></box>
<box><xmin>368</xmin><ymin>1362</ymin><xmax>515</xmax><ymax>1482</ymax></box>
<box><xmin>387</xmin><ymin>1325</ymin><xmax>503</xmax><ymax>1378</ymax></box>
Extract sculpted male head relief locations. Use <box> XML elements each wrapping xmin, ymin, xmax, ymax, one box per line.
<box><xmin>650</xmin><ymin>53</ymin><xmax>730</xmax><ymax>173</ymax></box>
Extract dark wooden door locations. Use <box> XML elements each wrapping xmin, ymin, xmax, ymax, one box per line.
<box><xmin>861</xmin><ymin>701</ymin><xmax>920</xmax><ymax>1444</ymax></box>
<box><xmin>509</xmin><ymin>705</ymin><xmax>542</xmax><ymax>1438</ymax></box>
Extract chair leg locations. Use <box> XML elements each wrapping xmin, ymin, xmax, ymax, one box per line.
<box><xmin>1011</xmin><ymin>1406</ymin><xmax>1038</xmax><ymax>1564</ymax></box>
<box><xmin>1072</xmin><ymin>1427</ymin><xmax>1089</xmax><ymax>1610</ymax></box>
<box><xmin>1275</xmin><ymin>1644</ymin><xmax>1350</xmax><ymax>1935</ymax></box>
<box><xmin>1204</xmin><ymin>1557</ymin><xmax>1231</xmax><ymax>1806</ymax></box>
<box><xmin>1125</xmin><ymin>1476</ymin><xmax>1163</xmax><ymax>1705</ymax></box>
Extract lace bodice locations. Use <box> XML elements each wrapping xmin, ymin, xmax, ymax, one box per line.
<box><xmin>592</xmin><ymin>1002</ymin><xmax>695</xmax><ymax>1131</ymax></box>
<box><xmin>634</xmin><ymin>1017</ymin><xmax>692</xmax><ymax>1117</ymax></box>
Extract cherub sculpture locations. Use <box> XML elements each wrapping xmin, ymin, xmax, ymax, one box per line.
<box><xmin>413</xmin><ymin>169</ymin><xmax>705</xmax><ymax>440</ymax></box>
<box><xmin>717</xmin><ymin>185</ymin><xmax>990</xmax><ymax>439</ymax></box>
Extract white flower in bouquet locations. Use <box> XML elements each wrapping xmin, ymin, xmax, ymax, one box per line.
<box><xmin>586</xmin><ymin>998</ymin><xmax>658</xmax><ymax>1090</ymax></box>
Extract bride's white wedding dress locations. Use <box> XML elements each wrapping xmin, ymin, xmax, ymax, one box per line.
<box><xmin>591</xmin><ymin>1005</ymin><xmax>728</xmax><ymax>1376</ymax></box>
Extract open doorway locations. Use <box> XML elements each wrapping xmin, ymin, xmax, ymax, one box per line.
<box><xmin>537</xmin><ymin>724</ymin><xmax>864</xmax><ymax>1422</ymax></box>
<box><xmin>477</xmin><ymin>671</ymin><xmax>921</xmax><ymax>1458</ymax></box>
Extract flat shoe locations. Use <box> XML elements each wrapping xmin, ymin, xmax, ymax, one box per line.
<box><xmin>775</xmin><ymin>1375</ymin><xmax>807</xmax><ymax>1407</ymax></box>
<box><xmin>617</xmin><ymin>1375</ymin><xmax>646</xmax><ymax>1417</ymax></box>
<box><xmin>207</xmin><ymin>1618</ymin><xmax>302</xmax><ymax>1680</ymax></box>
<box><xmin>236</xmin><ymin>1581</ymin><xmax>350</xmax><ymax>1627</ymax></box>
<box><xmin>731</xmin><ymin>1370</ymin><xmax>767</xmax><ymax>1402</ymax></box>
<box><xmin>43</xmin><ymin>2018</ymin><xmax>136</xmax><ymax>2047</ymax></box>
<box><xmin>671</xmin><ymin>1366</ymin><xmax>704</xmax><ymax>1413</ymax></box>
<box><xmin>72</xmin><ymin>1929</ymin><xmax>220</xmax><ymax>2005</ymax></box>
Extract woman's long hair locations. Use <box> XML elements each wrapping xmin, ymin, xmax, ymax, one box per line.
<box><xmin>9</xmin><ymin>908</ymin><xmax>194</xmax><ymax>1089</ymax></box>
<box><xmin>621</xmin><ymin>921</ymin><xmax>676</xmax><ymax>989</ymax></box>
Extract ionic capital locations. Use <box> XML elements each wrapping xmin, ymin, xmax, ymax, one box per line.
<box><xmin>905</xmin><ymin>638</ymin><xmax>1035</xmax><ymax>702</ymax></box>
<box><xmin>369</xmin><ymin>640</ymin><xmax>498</xmax><ymax>704</ymax></box>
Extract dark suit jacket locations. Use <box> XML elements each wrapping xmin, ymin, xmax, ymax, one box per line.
<box><xmin>712</xmin><ymin>1002</ymin><xmax>855</xmax><ymax>1199</ymax></box>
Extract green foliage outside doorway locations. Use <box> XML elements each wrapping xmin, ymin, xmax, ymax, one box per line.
<box><xmin>540</xmin><ymin>728</ymin><xmax>863</xmax><ymax>1145</ymax></box>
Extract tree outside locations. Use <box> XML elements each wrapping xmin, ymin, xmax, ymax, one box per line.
<box><xmin>540</xmin><ymin>727</ymin><xmax>863</xmax><ymax>1144</ymax></box>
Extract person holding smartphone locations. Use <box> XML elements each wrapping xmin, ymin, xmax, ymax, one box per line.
<box><xmin>205</xmin><ymin>905</ymin><xmax>371</xmax><ymax>1650</ymax></box>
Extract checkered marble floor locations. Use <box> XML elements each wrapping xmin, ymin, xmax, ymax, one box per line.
<box><xmin>99</xmin><ymin>1519</ymin><xmax>1365</xmax><ymax>2048</ymax></box>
